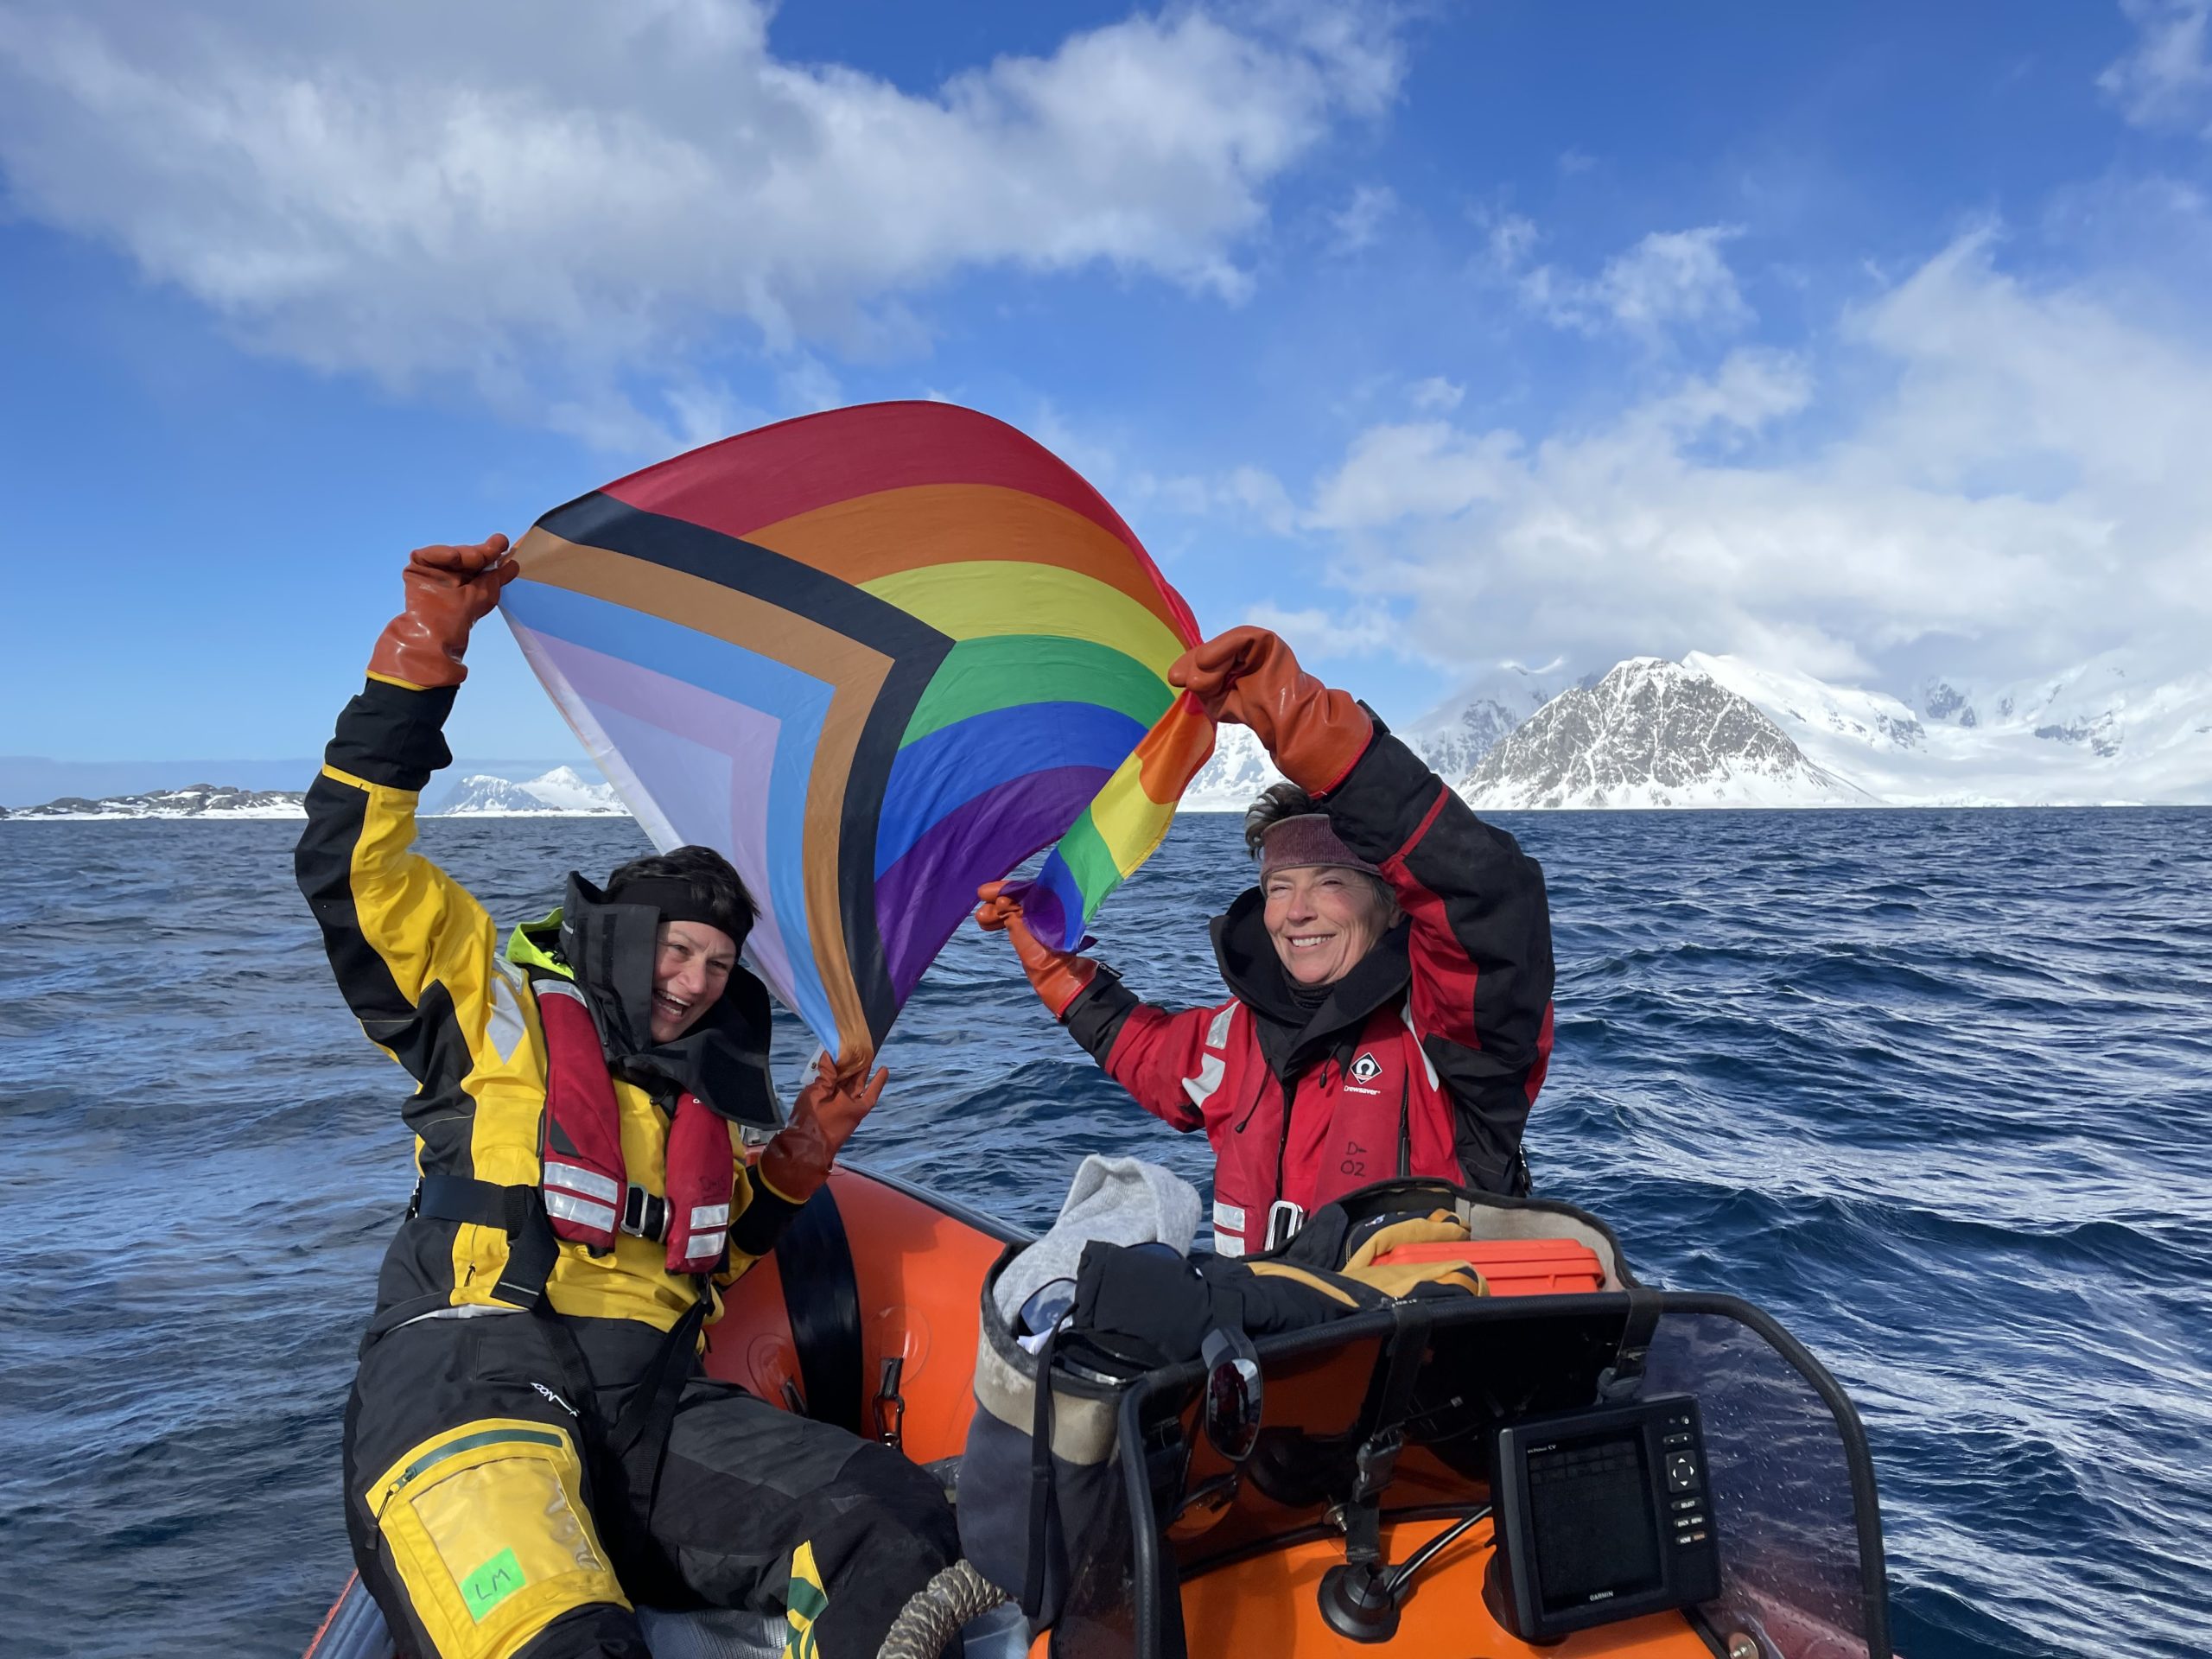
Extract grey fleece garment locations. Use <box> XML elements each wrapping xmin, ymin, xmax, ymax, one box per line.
<box><xmin>992</xmin><ymin>1155</ymin><xmax>1201</xmax><ymax>1325</ymax></box>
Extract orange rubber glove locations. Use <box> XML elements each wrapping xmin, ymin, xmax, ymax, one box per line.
<box><xmin>368</xmin><ymin>535</ymin><xmax>517</xmax><ymax>689</ymax></box>
<box><xmin>756</xmin><ymin>1054</ymin><xmax>887</xmax><ymax>1204</ymax></box>
<box><xmin>1168</xmin><ymin>626</ymin><xmax>1373</xmax><ymax>796</ymax></box>
<box><xmin>975</xmin><ymin>880</ymin><xmax>1096</xmax><ymax>1018</ymax></box>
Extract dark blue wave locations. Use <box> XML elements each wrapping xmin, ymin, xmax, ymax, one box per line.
<box><xmin>1</xmin><ymin>805</ymin><xmax>2207</xmax><ymax>1658</ymax></box>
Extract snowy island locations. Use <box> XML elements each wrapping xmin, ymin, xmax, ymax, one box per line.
<box><xmin>10</xmin><ymin>652</ymin><xmax>2208</xmax><ymax>817</ymax></box>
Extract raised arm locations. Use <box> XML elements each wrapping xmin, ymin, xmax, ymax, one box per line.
<box><xmin>1323</xmin><ymin>728</ymin><xmax>1554</xmax><ymax>1190</ymax></box>
<box><xmin>1172</xmin><ymin>627</ymin><xmax>1554</xmax><ymax>1192</ymax></box>
<box><xmin>294</xmin><ymin>537</ymin><xmax>519</xmax><ymax>1081</ymax></box>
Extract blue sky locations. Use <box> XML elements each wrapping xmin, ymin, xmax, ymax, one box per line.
<box><xmin>3</xmin><ymin>0</ymin><xmax>2209</xmax><ymax>787</ymax></box>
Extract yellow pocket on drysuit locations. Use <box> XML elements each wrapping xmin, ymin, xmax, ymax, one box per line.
<box><xmin>372</xmin><ymin>1417</ymin><xmax>629</xmax><ymax>1659</ymax></box>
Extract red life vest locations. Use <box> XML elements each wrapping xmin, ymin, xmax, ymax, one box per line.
<box><xmin>531</xmin><ymin>977</ymin><xmax>735</xmax><ymax>1275</ymax></box>
<box><xmin>1180</xmin><ymin>997</ymin><xmax>1459</xmax><ymax>1256</ymax></box>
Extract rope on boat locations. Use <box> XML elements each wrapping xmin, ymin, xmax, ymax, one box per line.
<box><xmin>875</xmin><ymin>1560</ymin><xmax>1012</xmax><ymax>1659</ymax></box>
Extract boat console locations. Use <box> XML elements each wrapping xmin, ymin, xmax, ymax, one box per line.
<box><xmin>1484</xmin><ymin>1394</ymin><xmax>1723</xmax><ymax>1643</ymax></box>
<box><xmin>1109</xmin><ymin>1281</ymin><xmax>1890</xmax><ymax>1658</ymax></box>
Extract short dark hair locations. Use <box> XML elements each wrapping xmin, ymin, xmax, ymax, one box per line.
<box><xmin>1243</xmin><ymin>781</ymin><xmax>1315</xmax><ymax>859</ymax></box>
<box><xmin>605</xmin><ymin>845</ymin><xmax>755</xmax><ymax>942</ymax></box>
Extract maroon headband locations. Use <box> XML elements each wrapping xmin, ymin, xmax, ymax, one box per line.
<box><xmin>1256</xmin><ymin>814</ymin><xmax>1380</xmax><ymax>882</ymax></box>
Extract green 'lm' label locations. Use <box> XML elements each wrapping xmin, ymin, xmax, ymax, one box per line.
<box><xmin>461</xmin><ymin>1548</ymin><xmax>526</xmax><ymax>1621</ymax></box>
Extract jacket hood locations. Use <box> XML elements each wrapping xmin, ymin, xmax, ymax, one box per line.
<box><xmin>505</xmin><ymin>874</ymin><xmax>784</xmax><ymax>1130</ymax></box>
<box><xmin>1211</xmin><ymin>886</ymin><xmax>1411</xmax><ymax>1077</ymax></box>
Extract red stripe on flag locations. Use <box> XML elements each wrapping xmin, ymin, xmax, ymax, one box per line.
<box><xmin>599</xmin><ymin>402</ymin><xmax>1199</xmax><ymax>643</ymax></box>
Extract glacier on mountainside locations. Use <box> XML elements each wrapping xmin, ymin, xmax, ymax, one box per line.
<box><xmin>1177</xmin><ymin>689</ymin><xmax>1535</xmax><ymax>812</ymax></box>
<box><xmin>1179</xmin><ymin>725</ymin><xmax>1285</xmax><ymax>811</ymax></box>
<box><xmin>1689</xmin><ymin>652</ymin><xmax>2212</xmax><ymax>806</ymax></box>
<box><xmin>1402</xmin><ymin>666</ymin><xmax>1563</xmax><ymax>783</ymax></box>
<box><xmin>1463</xmin><ymin>658</ymin><xmax>1868</xmax><ymax>810</ymax></box>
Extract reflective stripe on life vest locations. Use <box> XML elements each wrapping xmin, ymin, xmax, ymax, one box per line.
<box><xmin>1212</xmin><ymin>1198</ymin><xmax>1247</xmax><ymax>1258</ymax></box>
<box><xmin>1181</xmin><ymin>1001</ymin><xmax>1241</xmax><ymax>1110</ymax></box>
<box><xmin>531</xmin><ymin>974</ymin><xmax>736</xmax><ymax>1276</ymax></box>
<box><xmin>662</xmin><ymin>1090</ymin><xmax>737</xmax><ymax>1274</ymax></box>
<box><xmin>535</xmin><ymin>981</ymin><xmax>626</xmax><ymax>1254</ymax></box>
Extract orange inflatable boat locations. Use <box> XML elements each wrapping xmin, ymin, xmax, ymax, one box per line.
<box><xmin>307</xmin><ymin>1166</ymin><xmax>1892</xmax><ymax>1659</ymax></box>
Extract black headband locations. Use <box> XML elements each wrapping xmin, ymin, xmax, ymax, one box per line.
<box><xmin>605</xmin><ymin>875</ymin><xmax>745</xmax><ymax>943</ymax></box>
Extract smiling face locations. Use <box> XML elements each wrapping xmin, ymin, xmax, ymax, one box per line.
<box><xmin>1262</xmin><ymin>865</ymin><xmax>1395</xmax><ymax>988</ymax></box>
<box><xmin>649</xmin><ymin>919</ymin><xmax>740</xmax><ymax>1043</ymax></box>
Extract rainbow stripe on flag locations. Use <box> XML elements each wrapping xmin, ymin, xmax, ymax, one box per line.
<box><xmin>1016</xmin><ymin>690</ymin><xmax>1217</xmax><ymax>951</ymax></box>
<box><xmin>500</xmin><ymin>401</ymin><xmax>1211</xmax><ymax>1064</ymax></box>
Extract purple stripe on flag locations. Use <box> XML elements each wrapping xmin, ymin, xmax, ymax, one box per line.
<box><xmin>874</xmin><ymin>765</ymin><xmax>1109</xmax><ymax>999</ymax></box>
<box><xmin>1027</xmin><ymin>855</ymin><xmax>1088</xmax><ymax>953</ymax></box>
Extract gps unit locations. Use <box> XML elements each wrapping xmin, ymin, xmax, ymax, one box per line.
<box><xmin>1484</xmin><ymin>1394</ymin><xmax>1721</xmax><ymax>1643</ymax></box>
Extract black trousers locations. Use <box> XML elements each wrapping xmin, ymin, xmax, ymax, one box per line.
<box><xmin>343</xmin><ymin>1311</ymin><xmax>957</xmax><ymax>1659</ymax></box>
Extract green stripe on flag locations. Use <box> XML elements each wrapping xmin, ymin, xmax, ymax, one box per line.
<box><xmin>1053</xmin><ymin>812</ymin><xmax>1124</xmax><ymax>923</ymax></box>
<box><xmin>901</xmin><ymin>636</ymin><xmax>1172</xmax><ymax>747</ymax></box>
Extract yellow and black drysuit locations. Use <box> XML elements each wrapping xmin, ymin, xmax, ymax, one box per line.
<box><xmin>297</xmin><ymin>677</ymin><xmax>956</xmax><ymax>1659</ymax></box>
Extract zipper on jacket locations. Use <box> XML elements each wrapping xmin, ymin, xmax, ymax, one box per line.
<box><xmin>1271</xmin><ymin>1071</ymin><xmax>1296</xmax><ymax>1214</ymax></box>
<box><xmin>1232</xmin><ymin>1069</ymin><xmax>1270</xmax><ymax>1134</ymax></box>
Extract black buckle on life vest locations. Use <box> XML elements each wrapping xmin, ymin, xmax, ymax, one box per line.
<box><xmin>620</xmin><ymin>1185</ymin><xmax>669</xmax><ymax>1243</ymax></box>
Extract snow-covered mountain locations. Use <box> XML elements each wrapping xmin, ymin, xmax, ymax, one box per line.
<box><xmin>1179</xmin><ymin>725</ymin><xmax>1284</xmax><ymax>811</ymax></box>
<box><xmin>1176</xmin><ymin>671</ymin><xmax>1560</xmax><ymax>814</ymax></box>
<box><xmin>1691</xmin><ymin>652</ymin><xmax>2212</xmax><ymax>806</ymax></box>
<box><xmin>1</xmin><ymin>784</ymin><xmax>308</xmax><ymax>820</ymax></box>
<box><xmin>3</xmin><ymin>766</ymin><xmax>633</xmax><ymax>820</ymax></box>
<box><xmin>1463</xmin><ymin>658</ymin><xmax>1867</xmax><ymax>810</ymax></box>
<box><xmin>1401</xmin><ymin>666</ymin><xmax>1563</xmax><ymax>782</ymax></box>
<box><xmin>431</xmin><ymin>766</ymin><xmax>630</xmax><ymax>817</ymax></box>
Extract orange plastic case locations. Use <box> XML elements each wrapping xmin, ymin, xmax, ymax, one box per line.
<box><xmin>1375</xmin><ymin>1236</ymin><xmax>1605</xmax><ymax>1295</ymax></box>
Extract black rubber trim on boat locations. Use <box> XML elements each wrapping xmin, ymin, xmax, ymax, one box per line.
<box><xmin>775</xmin><ymin>1185</ymin><xmax>865</xmax><ymax>1435</ymax></box>
<box><xmin>1121</xmin><ymin>1379</ymin><xmax>1170</xmax><ymax>1659</ymax></box>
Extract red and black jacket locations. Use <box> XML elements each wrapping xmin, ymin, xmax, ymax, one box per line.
<box><xmin>1059</xmin><ymin>726</ymin><xmax>1554</xmax><ymax>1254</ymax></box>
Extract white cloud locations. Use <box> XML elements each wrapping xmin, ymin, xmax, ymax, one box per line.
<box><xmin>1309</xmin><ymin>421</ymin><xmax>1522</xmax><ymax>530</ymax></box>
<box><xmin>1474</xmin><ymin>208</ymin><xmax>1541</xmax><ymax>274</ymax></box>
<box><xmin>1522</xmin><ymin>225</ymin><xmax>1752</xmax><ymax>338</ymax></box>
<box><xmin>1329</xmin><ymin>182</ymin><xmax>1396</xmax><ymax>252</ymax></box>
<box><xmin>1144</xmin><ymin>462</ymin><xmax>1300</xmax><ymax>537</ymax></box>
<box><xmin>0</xmin><ymin>0</ymin><xmax>1403</xmax><ymax>445</ymax></box>
<box><xmin>663</xmin><ymin>382</ymin><xmax>767</xmax><ymax>451</ymax></box>
<box><xmin>1291</xmin><ymin>231</ymin><xmax>2212</xmax><ymax>688</ymax></box>
<box><xmin>2100</xmin><ymin>0</ymin><xmax>2212</xmax><ymax>133</ymax></box>
<box><xmin>775</xmin><ymin>356</ymin><xmax>844</xmax><ymax>416</ymax></box>
<box><xmin>1407</xmin><ymin>375</ymin><xmax>1464</xmax><ymax>412</ymax></box>
<box><xmin>1242</xmin><ymin>600</ymin><xmax>1407</xmax><ymax>661</ymax></box>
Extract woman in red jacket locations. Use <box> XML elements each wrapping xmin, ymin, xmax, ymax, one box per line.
<box><xmin>977</xmin><ymin>627</ymin><xmax>1556</xmax><ymax>1256</ymax></box>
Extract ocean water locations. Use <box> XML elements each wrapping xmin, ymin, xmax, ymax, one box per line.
<box><xmin>2</xmin><ymin>808</ymin><xmax>2207</xmax><ymax>1659</ymax></box>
